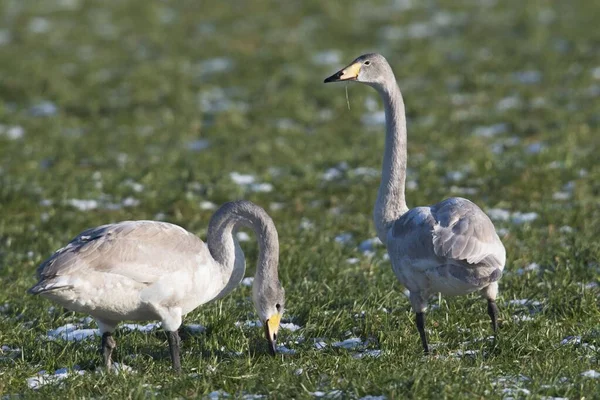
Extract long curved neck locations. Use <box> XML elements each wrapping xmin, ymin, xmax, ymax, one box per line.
<box><xmin>207</xmin><ymin>201</ymin><xmax>279</xmax><ymax>297</ymax></box>
<box><xmin>373</xmin><ymin>81</ymin><xmax>409</xmax><ymax>243</ymax></box>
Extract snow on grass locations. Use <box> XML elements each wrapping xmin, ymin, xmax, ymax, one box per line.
<box><xmin>235</xmin><ymin>320</ymin><xmax>301</xmax><ymax>332</ymax></box>
<box><xmin>473</xmin><ymin>123</ymin><xmax>507</xmax><ymax>137</ymax></box>
<box><xmin>230</xmin><ymin>172</ymin><xmax>273</xmax><ymax>193</ymax></box>
<box><xmin>187</xmin><ymin>139</ymin><xmax>211</xmax><ymax>152</ymax></box>
<box><xmin>241</xmin><ymin>277</ymin><xmax>254</xmax><ymax>287</ymax></box>
<box><xmin>45</xmin><ymin>324</ymin><xmax>99</xmax><ymax>341</ymax></box>
<box><xmin>185</xmin><ymin>324</ymin><xmax>206</xmax><ymax>334</ymax></box>
<box><xmin>29</xmin><ymin>101</ymin><xmax>58</xmax><ymax>117</ymax></box>
<box><xmin>581</xmin><ymin>370</ymin><xmax>600</xmax><ymax>378</ymax></box>
<box><xmin>121</xmin><ymin>322</ymin><xmax>161</xmax><ymax>332</ymax></box>
<box><xmin>334</xmin><ymin>233</ymin><xmax>353</xmax><ymax>245</ymax></box>
<box><xmin>0</xmin><ymin>125</ymin><xmax>24</xmax><ymax>139</ymax></box>
<box><xmin>200</xmin><ymin>200</ymin><xmax>217</xmax><ymax>210</ymax></box>
<box><xmin>236</xmin><ymin>231</ymin><xmax>251</xmax><ymax>242</ymax></box>
<box><xmin>27</xmin><ymin>367</ymin><xmax>86</xmax><ymax>389</ymax></box>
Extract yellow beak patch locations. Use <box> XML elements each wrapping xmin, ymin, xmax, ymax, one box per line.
<box><xmin>266</xmin><ymin>313</ymin><xmax>282</xmax><ymax>337</ymax></box>
<box><xmin>339</xmin><ymin>63</ymin><xmax>361</xmax><ymax>80</ymax></box>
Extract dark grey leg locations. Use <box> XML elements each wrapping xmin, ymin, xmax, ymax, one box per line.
<box><xmin>101</xmin><ymin>332</ymin><xmax>116</xmax><ymax>370</ymax></box>
<box><xmin>416</xmin><ymin>312</ymin><xmax>429</xmax><ymax>354</ymax></box>
<box><xmin>487</xmin><ymin>299</ymin><xmax>499</xmax><ymax>333</ymax></box>
<box><xmin>167</xmin><ymin>330</ymin><xmax>181</xmax><ymax>372</ymax></box>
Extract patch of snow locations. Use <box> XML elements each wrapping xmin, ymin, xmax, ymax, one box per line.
<box><xmin>508</xmin><ymin>299</ymin><xmax>542</xmax><ymax>307</ymax></box>
<box><xmin>269</xmin><ymin>202</ymin><xmax>285</xmax><ymax>211</ymax></box>
<box><xmin>361</xmin><ymin>111</ymin><xmax>386</xmax><ymax>126</ymax></box>
<box><xmin>280</xmin><ymin>323</ymin><xmax>301</xmax><ymax>332</ymax></box>
<box><xmin>241</xmin><ymin>277</ymin><xmax>254</xmax><ymax>287</ymax></box>
<box><xmin>230</xmin><ymin>172</ymin><xmax>255</xmax><ymax>185</ymax></box>
<box><xmin>67</xmin><ymin>199</ymin><xmax>98</xmax><ymax>211</ymax></box>
<box><xmin>486</xmin><ymin>208</ymin><xmax>511</xmax><ymax>221</ymax></box>
<box><xmin>198</xmin><ymin>57</ymin><xmax>234</xmax><ymax>76</ymax></box>
<box><xmin>235</xmin><ymin>320</ymin><xmax>262</xmax><ymax>328</ymax></box>
<box><xmin>121</xmin><ymin>322</ymin><xmax>160</xmax><ymax>332</ymax></box>
<box><xmin>187</xmin><ymin>139</ymin><xmax>211</xmax><ymax>152</ymax></box>
<box><xmin>186</xmin><ymin>324</ymin><xmax>206</xmax><ymax>334</ymax></box>
<box><xmin>276</xmin><ymin>345</ymin><xmax>296</xmax><ymax>355</ymax></box>
<box><xmin>473</xmin><ymin>123</ymin><xmax>508</xmax><ymax>137</ymax></box>
<box><xmin>560</xmin><ymin>336</ymin><xmax>581</xmax><ymax>345</ymax></box>
<box><xmin>27</xmin><ymin>367</ymin><xmax>85</xmax><ymax>389</ymax></box>
<box><xmin>122</xmin><ymin>197</ymin><xmax>140</xmax><ymax>207</ymax></box>
<box><xmin>353</xmin><ymin>349</ymin><xmax>382</xmax><ymax>359</ymax></box>
<box><xmin>553</xmin><ymin>191</ymin><xmax>571</xmax><ymax>200</ymax></box>
<box><xmin>352</xmin><ymin>167</ymin><xmax>379</xmax><ymax>178</ymax></box>
<box><xmin>300</xmin><ymin>218</ymin><xmax>314</xmax><ymax>230</ymax></box>
<box><xmin>526</xmin><ymin>142</ymin><xmax>545</xmax><ymax>154</ymax></box>
<box><xmin>236</xmin><ymin>232</ymin><xmax>251</xmax><ymax>242</ymax></box>
<box><xmin>581</xmin><ymin>370</ymin><xmax>600</xmax><ymax>379</ymax></box>
<box><xmin>46</xmin><ymin>324</ymin><xmax>99</xmax><ymax>341</ymax></box>
<box><xmin>206</xmin><ymin>390</ymin><xmax>230</xmax><ymax>399</ymax></box>
<box><xmin>0</xmin><ymin>125</ymin><xmax>24</xmax><ymax>139</ymax></box>
<box><xmin>323</xmin><ymin>167</ymin><xmax>344</xmax><ymax>181</ymax></box>
<box><xmin>512</xmin><ymin>212</ymin><xmax>538</xmax><ymax>224</ymax></box>
<box><xmin>332</xmin><ymin>337</ymin><xmax>363</xmax><ymax>349</ymax></box>
<box><xmin>311</xmin><ymin>390</ymin><xmax>342</xmax><ymax>399</ymax></box>
<box><xmin>29</xmin><ymin>101</ymin><xmax>58</xmax><ymax>117</ymax></box>
<box><xmin>314</xmin><ymin>339</ymin><xmax>328</xmax><ymax>350</ymax></box>
<box><xmin>513</xmin><ymin>70</ymin><xmax>542</xmax><ymax>84</ymax></box>
<box><xmin>28</xmin><ymin>17</ymin><xmax>51</xmax><ymax>33</ymax></box>
<box><xmin>358</xmin><ymin>237</ymin><xmax>383</xmax><ymax>252</ymax></box>
<box><xmin>346</xmin><ymin>258</ymin><xmax>360</xmax><ymax>264</ymax></box>
<box><xmin>592</xmin><ymin>66</ymin><xmax>600</xmax><ymax>80</ymax></box>
<box><xmin>359</xmin><ymin>396</ymin><xmax>386</xmax><ymax>400</ymax></box>
<box><xmin>334</xmin><ymin>233</ymin><xmax>353</xmax><ymax>245</ymax></box>
<box><xmin>512</xmin><ymin>315</ymin><xmax>534</xmax><ymax>322</ymax></box>
<box><xmin>450</xmin><ymin>349</ymin><xmax>479</xmax><ymax>357</ymax></box>
<box><xmin>200</xmin><ymin>200</ymin><xmax>217</xmax><ymax>210</ymax></box>
<box><xmin>496</xmin><ymin>96</ymin><xmax>522</xmax><ymax>111</ymax></box>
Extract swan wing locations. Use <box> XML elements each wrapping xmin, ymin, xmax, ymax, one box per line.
<box><xmin>32</xmin><ymin>221</ymin><xmax>208</xmax><ymax>292</ymax></box>
<box><xmin>429</xmin><ymin>198</ymin><xmax>505</xmax><ymax>270</ymax></box>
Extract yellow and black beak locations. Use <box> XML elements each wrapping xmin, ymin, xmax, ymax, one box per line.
<box><xmin>324</xmin><ymin>62</ymin><xmax>361</xmax><ymax>83</ymax></box>
<box><xmin>264</xmin><ymin>314</ymin><xmax>282</xmax><ymax>356</ymax></box>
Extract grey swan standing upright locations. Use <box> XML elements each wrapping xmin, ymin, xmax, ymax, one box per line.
<box><xmin>29</xmin><ymin>200</ymin><xmax>285</xmax><ymax>371</ymax></box>
<box><xmin>324</xmin><ymin>54</ymin><xmax>506</xmax><ymax>353</ymax></box>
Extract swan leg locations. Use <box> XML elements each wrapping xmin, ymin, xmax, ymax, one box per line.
<box><xmin>481</xmin><ymin>282</ymin><xmax>499</xmax><ymax>333</ymax></box>
<box><xmin>96</xmin><ymin>319</ymin><xmax>117</xmax><ymax>371</ymax></box>
<box><xmin>167</xmin><ymin>331</ymin><xmax>181</xmax><ymax>372</ymax></box>
<box><xmin>487</xmin><ymin>300</ymin><xmax>499</xmax><ymax>333</ymax></box>
<box><xmin>409</xmin><ymin>291</ymin><xmax>429</xmax><ymax>354</ymax></box>
<box><xmin>415</xmin><ymin>312</ymin><xmax>429</xmax><ymax>354</ymax></box>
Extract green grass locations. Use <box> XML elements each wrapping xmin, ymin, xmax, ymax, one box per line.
<box><xmin>1</xmin><ymin>0</ymin><xmax>599</xmax><ymax>398</ymax></box>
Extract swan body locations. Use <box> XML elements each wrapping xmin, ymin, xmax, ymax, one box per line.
<box><xmin>29</xmin><ymin>200</ymin><xmax>285</xmax><ymax>371</ymax></box>
<box><xmin>325</xmin><ymin>54</ymin><xmax>506</xmax><ymax>353</ymax></box>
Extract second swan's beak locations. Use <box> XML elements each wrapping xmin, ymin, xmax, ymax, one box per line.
<box><xmin>324</xmin><ymin>62</ymin><xmax>361</xmax><ymax>83</ymax></box>
<box><xmin>265</xmin><ymin>314</ymin><xmax>282</xmax><ymax>356</ymax></box>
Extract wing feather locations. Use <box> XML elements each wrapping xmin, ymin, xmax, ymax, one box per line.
<box><xmin>34</xmin><ymin>221</ymin><xmax>208</xmax><ymax>289</ymax></box>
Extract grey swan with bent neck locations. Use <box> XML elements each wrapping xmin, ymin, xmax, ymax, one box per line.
<box><xmin>29</xmin><ymin>200</ymin><xmax>285</xmax><ymax>371</ymax></box>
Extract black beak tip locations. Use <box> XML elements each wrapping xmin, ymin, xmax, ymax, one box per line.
<box><xmin>324</xmin><ymin>72</ymin><xmax>341</xmax><ymax>83</ymax></box>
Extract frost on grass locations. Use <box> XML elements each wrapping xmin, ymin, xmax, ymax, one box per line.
<box><xmin>310</xmin><ymin>390</ymin><xmax>343</xmax><ymax>399</ymax></box>
<box><xmin>581</xmin><ymin>370</ymin><xmax>600</xmax><ymax>378</ymax></box>
<box><xmin>121</xmin><ymin>322</ymin><xmax>161</xmax><ymax>332</ymax></box>
<box><xmin>334</xmin><ymin>233</ymin><xmax>353</xmax><ymax>245</ymax></box>
<box><xmin>241</xmin><ymin>277</ymin><xmax>254</xmax><ymax>287</ymax></box>
<box><xmin>0</xmin><ymin>125</ymin><xmax>24</xmax><ymax>139</ymax></box>
<box><xmin>486</xmin><ymin>208</ymin><xmax>539</xmax><ymax>224</ymax></box>
<box><xmin>46</xmin><ymin>324</ymin><xmax>99</xmax><ymax>341</ymax></box>
<box><xmin>230</xmin><ymin>172</ymin><xmax>273</xmax><ymax>193</ymax></box>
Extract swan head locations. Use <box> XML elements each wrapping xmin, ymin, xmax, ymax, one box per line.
<box><xmin>324</xmin><ymin>53</ymin><xmax>394</xmax><ymax>90</ymax></box>
<box><xmin>253</xmin><ymin>280</ymin><xmax>285</xmax><ymax>356</ymax></box>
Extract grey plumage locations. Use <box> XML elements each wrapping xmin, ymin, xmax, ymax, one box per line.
<box><xmin>325</xmin><ymin>54</ymin><xmax>506</xmax><ymax>353</ymax></box>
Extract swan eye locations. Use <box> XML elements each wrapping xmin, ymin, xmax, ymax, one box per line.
<box><xmin>364</xmin><ymin>60</ymin><xmax>371</xmax><ymax>66</ymax></box>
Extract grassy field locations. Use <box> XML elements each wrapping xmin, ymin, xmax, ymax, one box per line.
<box><xmin>1</xmin><ymin>0</ymin><xmax>599</xmax><ymax>398</ymax></box>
